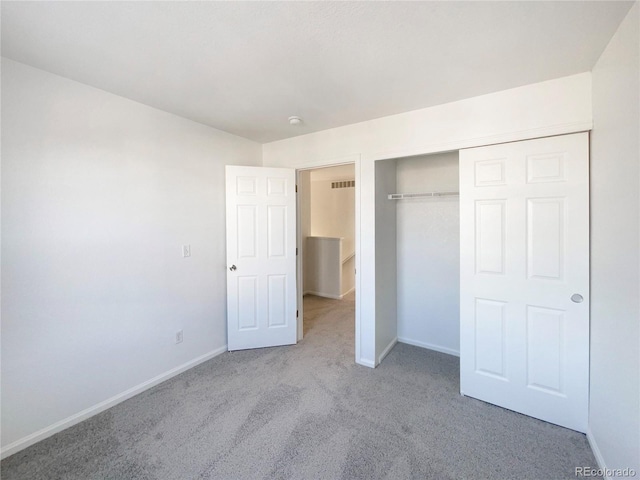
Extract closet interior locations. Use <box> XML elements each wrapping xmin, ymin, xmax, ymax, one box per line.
<box><xmin>376</xmin><ymin>151</ymin><xmax>461</xmax><ymax>357</ymax></box>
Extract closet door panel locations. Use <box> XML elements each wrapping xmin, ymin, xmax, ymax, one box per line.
<box><xmin>459</xmin><ymin>132</ymin><xmax>589</xmax><ymax>433</ymax></box>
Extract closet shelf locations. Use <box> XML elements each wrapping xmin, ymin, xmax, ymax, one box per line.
<box><xmin>388</xmin><ymin>192</ymin><xmax>459</xmax><ymax>200</ymax></box>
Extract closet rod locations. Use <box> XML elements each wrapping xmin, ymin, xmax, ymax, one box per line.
<box><xmin>388</xmin><ymin>192</ymin><xmax>459</xmax><ymax>200</ymax></box>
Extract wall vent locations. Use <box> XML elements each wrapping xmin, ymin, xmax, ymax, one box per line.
<box><xmin>331</xmin><ymin>180</ymin><xmax>355</xmax><ymax>189</ymax></box>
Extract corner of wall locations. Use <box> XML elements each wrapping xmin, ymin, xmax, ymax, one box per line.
<box><xmin>1</xmin><ymin>347</ymin><xmax>227</xmax><ymax>460</ymax></box>
<box><xmin>356</xmin><ymin>357</ymin><xmax>376</xmax><ymax>369</ymax></box>
<box><xmin>377</xmin><ymin>337</ymin><xmax>398</xmax><ymax>365</ymax></box>
<box><xmin>586</xmin><ymin>429</ymin><xmax>613</xmax><ymax>480</ymax></box>
<box><xmin>589</xmin><ymin>1</ymin><xmax>640</xmax><ymax>474</ymax></box>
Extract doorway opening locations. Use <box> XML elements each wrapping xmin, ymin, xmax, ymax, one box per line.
<box><xmin>297</xmin><ymin>164</ymin><xmax>356</xmax><ymax>345</ymax></box>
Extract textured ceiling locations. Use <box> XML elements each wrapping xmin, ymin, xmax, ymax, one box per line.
<box><xmin>1</xmin><ymin>1</ymin><xmax>633</xmax><ymax>143</ymax></box>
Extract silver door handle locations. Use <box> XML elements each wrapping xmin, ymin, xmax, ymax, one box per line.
<box><xmin>229</xmin><ymin>265</ymin><xmax>237</xmax><ymax>271</ymax></box>
<box><xmin>571</xmin><ymin>294</ymin><xmax>584</xmax><ymax>303</ymax></box>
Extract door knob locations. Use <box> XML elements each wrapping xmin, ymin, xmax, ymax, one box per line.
<box><xmin>571</xmin><ymin>294</ymin><xmax>584</xmax><ymax>303</ymax></box>
<box><xmin>229</xmin><ymin>265</ymin><xmax>237</xmax><ymax>271</ymax></box>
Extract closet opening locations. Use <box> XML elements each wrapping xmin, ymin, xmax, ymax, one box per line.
<box><xmin>375</xmin><ymin>151</ymin><xmax>461</xmax><ymax>362</ymax></box>
<box><xmin>296</xmin><ymin>164</ymin><xmax>356</xmax><ymax>348</ymax></box>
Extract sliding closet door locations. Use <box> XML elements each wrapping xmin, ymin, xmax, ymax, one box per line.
<box><xmin>459</xmin><ymin>133</ymin><xmax>589</xmax><ymax>432</ymax></box>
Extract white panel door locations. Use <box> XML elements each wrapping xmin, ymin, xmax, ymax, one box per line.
<box><xmin>226</xmin><ymin>166</ymin><xmax>297</xmax><ymax>351</ymax></box>
<box><xmin>459</xmin><ymin>133</ymin><xmax>589</xmax><ymax>432</ymax></box>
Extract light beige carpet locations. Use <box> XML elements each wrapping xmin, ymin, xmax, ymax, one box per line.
<box><xmin>1</xmin><ymin>292</ymin><xmax>600</xmax><ymax>479</ymax></box>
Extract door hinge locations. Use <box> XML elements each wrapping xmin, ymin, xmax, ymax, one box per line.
<box><xmin>296</xmin><ymin>310</ymin><xmax>299</xmax><ymax>318</ymax></box>
<box><xmin>296</xmin><ymin>247</ymin><xmax>298</xmax><ymax>255</ymax></box>
<box><xmin>295</xmin><ymin>185</ymin><xmax>298</xmax><ymax>193</ymax></box>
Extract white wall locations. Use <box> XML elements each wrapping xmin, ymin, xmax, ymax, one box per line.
<box><xmin>589</xmin><ymin>3</ymin><xmax>640</xmax><ymax>474</ymax></box>
<box><xmin>309</xmin><ymin>178</ymin><xmax>356</xmax><ymax>256</ymax></box>
<box><xmin>396</xmin><ymin>152</ymin><xmax>460</xmax><ymax>356</ymax></box>
<box><xmin>374</xmin><ymin>160</ymin><xmax>397</xmax><ymax>364</ymax></box>
<box><xmin>263</xmin><ymin>73</ymin><xmax>592</xmax><ymax>367</ymax></box>
<box><xmin>1</xmin><ymin>59</ymin><xmax>262</xmax><ymax>455</ymax></box>
<box><xmin>262</xmin><ymin>73</ymin><xmax>592</xmax><ymax>169</ymax></box>
<box><xmin>341</xmin><ymin>256</ymin><xmax>355</xmax><ymax>296</ymax></box>
<box><xmin>304</xmin><ymin>237</ymin><xmax>343</xmax><ymax>299</ymax></box>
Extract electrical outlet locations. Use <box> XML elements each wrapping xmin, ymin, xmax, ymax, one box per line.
<box><xmin>182</xmin><ymin>245</ymin><xmax>191</xmax><ymax>257</ymax></box>
<box><xmin>175</xmin><ymin>329</ymin><xmax>183</xmax><ymax>344</ymax></box>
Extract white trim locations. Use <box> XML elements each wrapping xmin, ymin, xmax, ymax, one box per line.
<box><xmin>354</xmin><ymin>155</ymin><xmax>363</xmax><ymax>367</ymax></box>
<box><xmin>1</xmin><ymin>346</ymin><xmax>227</xmax><ymax>460</ymax></box>
<box><xmin>341</xmin><ymin>286</ymin><xmax>356</xmax><ymax>297</ymax></box>
<box><xmin>398</xmin><ymin>337</ymin><xmax>460</xmax><ymax>357</ymax></box>
<box><xmin>296</xmin><ymin>169</ymin><xmax>304</xmax><ymax>342</ymax></box>
<box><xmin>305</xmin><ymin>290</ymin><xmax>343</xmax><ymax>300</ymax></box>
<box><xmin>291</xmin><ymin>154</ymin><xmax>361</xmax><ymax>172</ymax></box>
<box><xmin>363</xmin><ymin>122</ymin><xmax>592</xmax><ymax>163</ymax></box>
<box><xmin>357</xmin><ymin>357</ymin><xmax>375</xmax><ymax>368</ymax></box>
<box><xmin>377</xmin><ymin>337</ymin><xmax>398</xmax><ymax>365</ymax></box>
<box><xmin>304</xmin><ymin>287</ymin><xmax>355</xmax><ymax>300</ymax></box>
<box><xmin>587</xmin><ymin>429</ymin><xmax>612</xmax><ymax>480</ymax></box>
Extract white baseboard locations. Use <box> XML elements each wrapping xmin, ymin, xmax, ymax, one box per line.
<box><xmin>304</xmin><ymin>290</ymin><xmax>342</xmax><ymax>300</ymax></box>
<box><xmin>397</xmin><ymin>337</ymin><xmax>460</xmax><ymax>357</ymax></box>
<box><xmin>587</xmin><ymin>429</ymin><xmax>611</xmax><ymax>480</ymax></box>
<box><xmin>341</xmin><ymin>286</ymin><xmax>356</xmax><ymax>297</ymax></box>
<box><xmin>377</xmin><ymin>337</ymin><xmax>398</xmax><ymax>365</ymax></box>
<box><xmin>305</xmin><ymin>287</ymin><xmax>355</xmax><ymax>300</ymax></box>
<box><xmin>357</xmin><ymin>357</ymin><xmax>376</xmax><ymax>368</ymax></box>
<box><xmin>1</xmin><ymin>346</ymin><xmax>227</xmax><ymax>460</ymax></box>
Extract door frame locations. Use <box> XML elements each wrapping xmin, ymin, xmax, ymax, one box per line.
<box><xmin>289</xmin><ymin>127</ymin><xmax>590</xmax><ymax>369</ymax></box>
<box><xmin>294</xmin><ymin>159</ymin><xmax>360</xmax><ymax>353</ymax></box>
